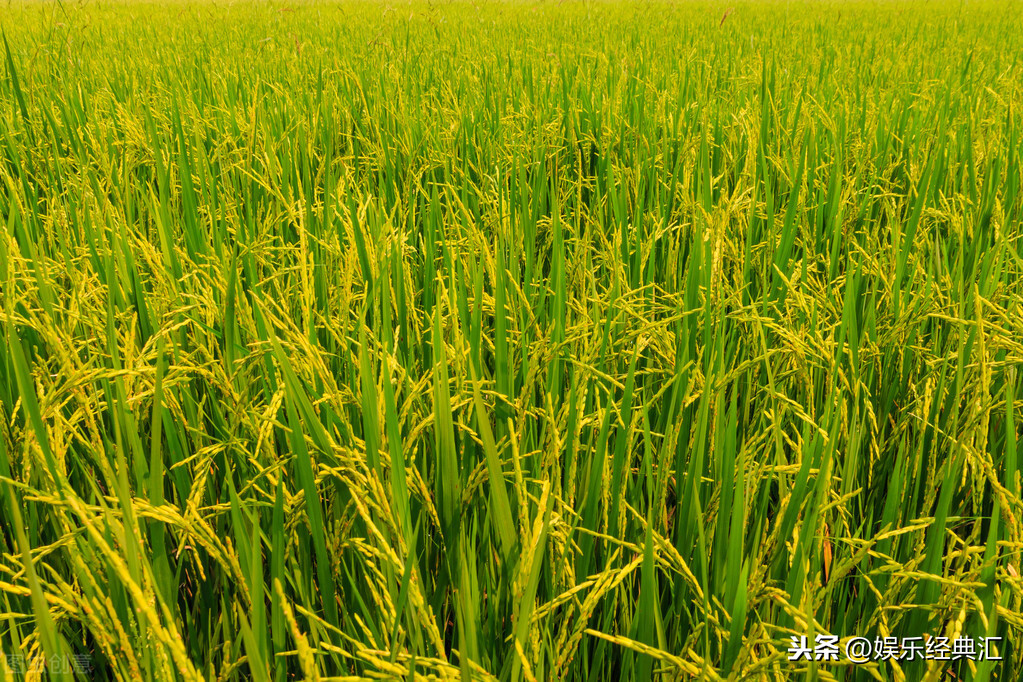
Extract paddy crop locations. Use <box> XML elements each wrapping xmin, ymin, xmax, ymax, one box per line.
<box><xmin>1</xmin><ymin>1</ymin><xmax>1022</xmax><ymax>680</ymax></box>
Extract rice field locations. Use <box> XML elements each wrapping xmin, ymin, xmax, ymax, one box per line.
<box><xmin>1</xmin><ymin>0</ymin><xmax>1022</xmax><ymax>679</ymax></box>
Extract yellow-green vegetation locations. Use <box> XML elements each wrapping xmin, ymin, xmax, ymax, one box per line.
<box><xmin>1</xmin><ymin>0</ymin><xmax>1022</xmax><ymax>679</ymax></box>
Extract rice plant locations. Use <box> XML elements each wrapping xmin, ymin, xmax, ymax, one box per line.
<box><xmin>1</xmin><ymin>1</ymin><xmax>1022</xmax><ymax>680</ymax></box>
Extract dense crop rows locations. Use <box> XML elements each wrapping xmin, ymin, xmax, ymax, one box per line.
<box><xmin>1</xmin><ymin>1</ymin><xmax>1022</xmax><ymax>679</ymax></box>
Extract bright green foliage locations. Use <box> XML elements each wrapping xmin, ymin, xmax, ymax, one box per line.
<box><xmin>1</xmin><ymin>1</ymin><xmax>1022</xmax><ymax>680</ymax></box>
